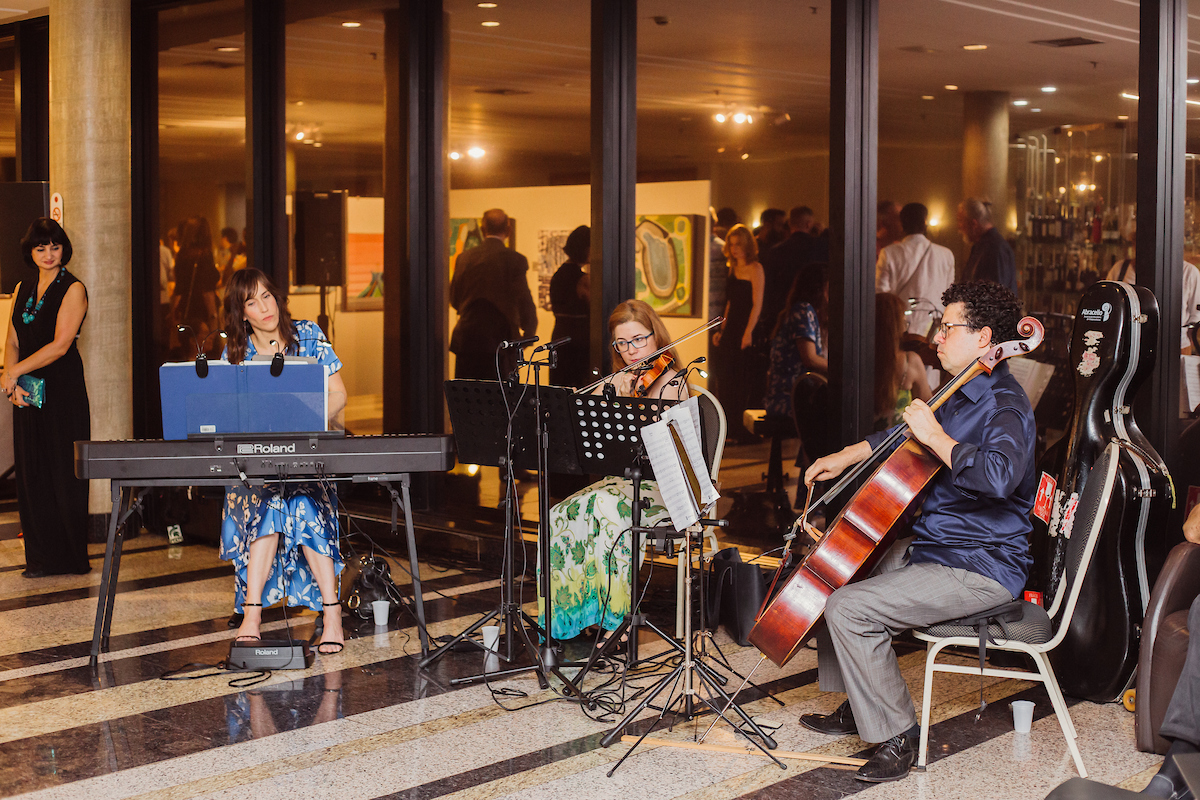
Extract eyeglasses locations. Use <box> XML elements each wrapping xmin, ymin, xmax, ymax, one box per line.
<box><xmin>612</xmin><ymin>332</ymin><xmax>654</xmax><ymax>352</ymax></box>
<box><xmin>936</xmin><ymin>322</ymin><xmax>973</xmax><ymax>338</ymax></box>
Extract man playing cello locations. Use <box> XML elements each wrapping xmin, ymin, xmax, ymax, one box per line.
<box><xmin>800</xmin><ymin>280</ymin><xmax>1037</xmax><ymax>782</ymax></box>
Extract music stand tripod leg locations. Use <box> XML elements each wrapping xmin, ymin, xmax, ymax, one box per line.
<box><xmin>383</xmin><ymin>476</ymin><xmax>430</xmax><ymax>657</ymax></box>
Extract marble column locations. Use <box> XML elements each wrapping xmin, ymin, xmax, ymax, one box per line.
<box><xmin>49</xmin><ymin>0</ymin><xmax>132</xmax><ymax>515</ymax></box>
<box><xmin>962</xmin><ymin>90</ymin><xmax>1010</xmax><ymax>232</ymax></box>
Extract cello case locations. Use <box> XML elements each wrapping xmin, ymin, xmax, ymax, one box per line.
<box><xmin>1028</xmin><ymin>281</ymin><xmax>1173</xmax><ymax>702</ymax></box>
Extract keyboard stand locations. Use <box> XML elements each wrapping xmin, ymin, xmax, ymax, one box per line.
<box><xmin>89</xmin><ymin>473</ymin><xmax>428</xmax><ymax>670</ymax></box>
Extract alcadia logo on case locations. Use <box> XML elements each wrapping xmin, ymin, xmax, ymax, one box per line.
<box><xmin>236</xmin><ymin>443</ymin><xmax>297</xmax><ymax>455</ymax></box>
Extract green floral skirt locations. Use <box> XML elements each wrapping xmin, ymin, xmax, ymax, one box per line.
<box><xmin>537</xmin><ymin>475</ymin><xmax>671</xmax><ymax>640</ymax></box>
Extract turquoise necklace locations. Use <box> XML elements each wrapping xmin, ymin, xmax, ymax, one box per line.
<box><xmin>22</xmin><ymin>269</ymin><xmax>63</xmax><ymax>325</ymax></box>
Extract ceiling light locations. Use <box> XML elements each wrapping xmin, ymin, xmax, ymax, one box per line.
<box><xmin>215</xmin><ymin>46</ymin><xmax>240</xmax><ymax>53</ymax></box>
<box><xmin>1121</xmin><ymin>92</ymin><xmax>1139</xmax><ymax>100</ymax></box>
<box><xmin>740</xmin><ymin>153</ymin><xmax>749</xmax><ymax>160</ymax></box>
<box><xmin>714</xmin><ymin>113</ymin><xmax>726</xmax><ymax>123</ymax></box>
<box><xmin>1054</xmin><ymin>157</ymin><xmax>1061</xmax><ymax>164</ymax></box>
<box><xmin>1030</xmin><ymin>108</ymin><xmax>1042</xmax><ymax>113</ymax></box>
<box><xmin>449</xmin><ymin>151</ymin><xmax>461</xmax><ymax>160</ymax></box>
<box><xmin>944</xmin><ymin>84</ymin><xmax>958</xmax><ymax>91</ymax></box>
<box><xmin>294</xmin><ymin>101</ymin><xmax>305</xmax><ymax>106</ymax></box>
<box><xmin>921</xmin><ymin>95</ymin><xmax>935</xmax><ymax>100</ymax></box>
<box><xmin>1118</xmin><ymin>114</ymin><xmax>1129</xmax><ymax>120</ymax></box>
<box><xmin>1059</xmin><ymin>187</ymin><xmax>1066</xmax><ymax>194</ymax></box>
<box><xmin>1088</xmin><ymin>184</ymin><xmax>1096</xmax><ymax>190</ymax></box>
<box><xmin>1041</xmin><ymin>86</ymin><xmax>1057</xmax><ymax>93</ymax></box>
<box><xmin>312</xmin><ymin>142</ymin><xmax>322</xmax><ymax>148</ymax></box>
<box><xmin>1013</xmin><ymin>99</ymin><xmax>1029</xmax><ymax>107</ymax></box>
<box><xmin>746</xmin><ymin>114</ymin><xmax>754</xmax><ymax>123</ymax></box>
<box><xmin>1095</xmin><ymin>154</ymin><xmax>1105</xmax><ymax>162</ymax></box>
<box><xmin>481</xmin><ymin>20</ymin><xmax>500</xmax><ymax>27</ymax></box>
<box><xmin>341</xmin><ymin>21</ymin><xmax>361</xmax><ymax>28</ymax></box>
<box><xmin>733</xmin><ymin>112</ymin><xmax>747</xmax><ymax>123</ymax></box>
<box><xmin>962</xmin><ymin>44</ymin><xmax>988</xmax><ymax>50</ymax></box>
<box><xmin>478</xmin><ymin>2</ymin><xmax>498</xmax><ymax>6</ymax></box>
<box><xmin>1077</xmin><ymin>183</ymin><xmax>1088</xmax><ymax>192</ymax></box>
<box><xmin>467</xmin><ymin>147</ymin><xmax>486</xmax><ymax>158</ymax></box>
<box><xmin>717</xmin><ymin>146</ymin><xmax>726</xmax><ymax>153</ymax></box>
<box><xmin>1189</xmin><ymin>77</ymin><xmax>1200</xmax><ymax>85</ymax></box>
<box><xmin>294</xmin><ymin>131</ymin><xmax>305</xmax><ymax>141</ymax></box>
<box><xmin>303</xmin><ymin>138</ymin><xmax>315</xmax><ymax>145</ymax></box>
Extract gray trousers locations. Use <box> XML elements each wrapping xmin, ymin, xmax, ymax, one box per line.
<box><xmin>816</xmin><ymin>539</ymin><xmax>1012</xmax><ymax>743</ymax></box>
<box><xmin>1159</xmin><ymin>595</ymin><xmax>1200</xmax><ymax>747</ymax></box>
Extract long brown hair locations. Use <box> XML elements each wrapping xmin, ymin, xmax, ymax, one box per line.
<box><xmin>874</xmin><ymin>292</ymin><xmax>907</xmax><ymax>420</ymax></box>
<box><xmin>223</xmin><ymin>268</ymin><xmax>296</xmax><ymax>364</ymax></box>
<box><xmin>608</xmin><ymin>299</ymin><xmax>679</xmax><ymax>372</ymax></box>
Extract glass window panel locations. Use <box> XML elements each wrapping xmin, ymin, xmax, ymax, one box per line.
<box><xmin>157</xmin><ymin>0</ymin><xmax>246</xmax><ymax>367</ymax></box>
<box><xmin>0</xmin><ymin>35</ymin><xmax>14</xmax><ymax>182</ymax></box>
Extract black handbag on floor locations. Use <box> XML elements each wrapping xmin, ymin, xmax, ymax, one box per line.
<box><xmin>706</xmin><ymin>547</ymin><xmax>770</xmax><ymax>646</ymax></box>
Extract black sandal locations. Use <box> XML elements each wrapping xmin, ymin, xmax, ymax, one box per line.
<box><xmin>317</xmin><ymin>601</ymin><xmax>345</xmax><ymax>655</ymax></box>
<box><xmin>235</xmin><ymin>602</ymin><xmax>263</xmax><ymax>642</ymax></box>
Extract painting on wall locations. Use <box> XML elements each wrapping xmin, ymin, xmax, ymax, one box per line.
<box><xmin>344</xmin><ymin>233</ymin><xmax>384</xmax><ymax>311</ymax></box>
<box><xmin>634</xmin><ymin>214</ymin><xmax>704</xmax><ymax>318</ymax></box>
<box><xmin>536</xmin><ymin>229</ymin><xmax>574</xmax><ymax>312</ymax></box>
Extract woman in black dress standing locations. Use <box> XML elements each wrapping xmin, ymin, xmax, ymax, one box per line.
<box><xmin>713</xmin><ymin>223</ymin><xmax>765</xmax><ymax>444</ymax></box>
<box><xmin>549</xmin><ymin>225</ymin><xmax>591</xmax><ymax>387</ymax></box>
<box><xmin>1</xmin><ymin>218</ymin><xmax>91</xmax><ymax>577</ymax></box>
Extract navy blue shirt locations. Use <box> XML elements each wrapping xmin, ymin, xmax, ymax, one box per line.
<box><xmin>864</xmin><ymin>360</ymin><xmax>1036</xmax><ymax>598</ymax></box>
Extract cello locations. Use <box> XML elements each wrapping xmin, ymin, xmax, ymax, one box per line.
<box><xmin>747</xmin><ymin>316</ymin><xmax>1045</xmax><ymax>667</ymax></box>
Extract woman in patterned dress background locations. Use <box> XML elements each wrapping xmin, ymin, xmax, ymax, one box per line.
<box><xmin>220</xmin><ymin>268</ymin><xmax>348</xmax><ymax>654</ymax></box>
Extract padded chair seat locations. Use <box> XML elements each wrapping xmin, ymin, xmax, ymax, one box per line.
<box><xmin>918</xmin><ymin>600</ymin><xmax>1053</xmax><ymax>646</ymax></box>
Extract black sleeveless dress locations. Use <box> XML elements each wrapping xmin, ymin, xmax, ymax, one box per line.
<box><xmin>12</xmin><ymin>269</ymin><xmax>91</xmax><ymax>575</ymax></box>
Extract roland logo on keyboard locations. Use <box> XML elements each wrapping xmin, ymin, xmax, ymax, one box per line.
<box><xmin>236</xmin><ymin>443</ymin><xmax>297</xmax><ymax>455</ymax></box>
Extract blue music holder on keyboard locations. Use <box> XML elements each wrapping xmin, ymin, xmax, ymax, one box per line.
<box><xmin>159</xmin><ymin>360</ymin><xmax>328</xmax><ymax>440</ymax></box>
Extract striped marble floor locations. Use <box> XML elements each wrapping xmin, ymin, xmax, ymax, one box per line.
<box><xmin>0</xmin><ymin>533</ymin><xmax>1168</xmax><ymax>800</ymax></box>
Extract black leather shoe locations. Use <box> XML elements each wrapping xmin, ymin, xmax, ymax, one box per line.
<box><xmin>21</xmin><ymin>569</ymin><xmax>47</xmax><ymax>579</ymax></box>
<box><xmin>799</xmin><ymin>700</ymin><xmax>858</xmax><ymax>735</ymax></box>
<box><xmin>1142</xmin><ymin>773</ymin><xmax>1194</xmax><ymax>799</ymax></box>
<box><xmin>856</xmin><ymin>732</ymin><xmax>918</xmax><ymax>783</ymax></box>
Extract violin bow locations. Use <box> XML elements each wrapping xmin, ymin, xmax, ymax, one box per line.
<box><xmin>576</xmin><ymin>316</ymin><xmax>724</xmax><ymax>395</ymax></box>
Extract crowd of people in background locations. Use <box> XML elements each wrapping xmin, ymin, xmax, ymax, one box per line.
<box><xmin>160</xmin><ymin>217</ymin><xmax>248</xmax><ymax>360</ymax></box>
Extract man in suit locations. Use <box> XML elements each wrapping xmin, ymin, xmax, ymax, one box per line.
<box><xmin>449</xmin><ymin>208</ymin><xmax>538</xmax><ymax>380</ymax></box>
<box><xmin>754</xmin><ymin>205</ymin><xmax>829</xmax><ymax>343</ymax></box>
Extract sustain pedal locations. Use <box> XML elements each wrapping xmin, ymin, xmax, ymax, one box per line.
<box><xmin>227</xmin><ymin>639</ymin><xmax>312</xmax><ymax>671</ymax></box>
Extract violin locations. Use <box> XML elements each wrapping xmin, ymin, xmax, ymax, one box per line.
<box><xmin>747</xmin><ymin>316</ymin><xmax>1045</xmax><ymax>667</ymax></box>
<box><xmin>633</xmin><ymin>354</ymin><xmax>676</xmax><ymax>397</ymax></box>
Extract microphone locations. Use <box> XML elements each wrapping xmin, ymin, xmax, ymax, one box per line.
<box><xmin>533</xmin><ymin>336</ymin><xmax>571</xmax><ymax>353</ymax></box>
<box><xmin>268</xmin><ymin>339</ymin><xmax>284</xmax><ymax>377</ymax></box>
<box><xmin>500</xmin><ymin>335</ymin><xmax>538</xmax><ymax>350</ymax></box>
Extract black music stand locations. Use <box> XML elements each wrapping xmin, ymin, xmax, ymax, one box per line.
<box><xmin>424</xmin><ymin>379</ymin><xmax>584</xmax><ymax>695</ymax></box>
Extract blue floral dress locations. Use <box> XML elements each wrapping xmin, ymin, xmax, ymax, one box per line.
<box><xmin>764</xmin><ymin>301</ymin><xmax>823</xmax><ymax>419</ymax></box>
<box><xmin>219</xmin><ymin>320</ymin><xmax>344</xmax><ymax>613</ymax></box>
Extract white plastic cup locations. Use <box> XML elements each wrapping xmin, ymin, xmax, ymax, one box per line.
<box><xmin>371</xmin><ymin>599</ymin><xmax>390</xmax><ymax>626</ymax></box>
<box><xmin>482</xmin><ymin>625</ymin><xmax>501</xmax><ymax>672</ymax></box>
<box><xmin>1012</xmin><ymin>700</ymin><xmax>1035</xmax><ymax>733</ymax></box>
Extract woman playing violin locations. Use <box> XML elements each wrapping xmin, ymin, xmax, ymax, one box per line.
<box><xmin>539</xmin><ymin>300</ymin><xmax>687</xmax><ymax>649</ymax></box>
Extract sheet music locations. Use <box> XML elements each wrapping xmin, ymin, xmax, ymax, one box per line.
<box><xmin>1007</xmin><ymin>357</ymin><xmax>1054</xmax><ymax>409</ymax></box>
<box><xmin>1181</xmin><ymin>355</ymin><xmax>1200</xmax><ymax>417</ymax></box>
<box><xmin>641</xmin><ymin>396</ymin><xmax>719</xmax><ymax>531</ymax></box>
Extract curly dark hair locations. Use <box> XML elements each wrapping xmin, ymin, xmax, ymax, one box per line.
<box><xmin>941</xmin><ymin>281</ymin><xmax>1022</xmax><ymax>345</ymax></box>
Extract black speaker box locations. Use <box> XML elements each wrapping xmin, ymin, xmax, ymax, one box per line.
<box><xmin>0</xmin><ymin>183</ymin><xmax>50</xmax><ymax>294</ymax></box>
<box><xmin>294</xmin><ymin>189</ymin><xmax>347</xmax><ymax>287</ymax></box>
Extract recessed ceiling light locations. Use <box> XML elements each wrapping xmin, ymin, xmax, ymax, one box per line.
<box><xmin>467</xmin><ymin>147</ymin><xmax>486</xmax><ymax>158</ymax></box>
<box><xmin>1095</xmin><ymin>154</ymin><xmax>1105</xmax><ymax>162</ymax></box>
<box><xmin>295</xmin><ymin>132</ymin><xmax>305</xmax><ymax>141</ymax></box>
<box><xmin>741</xmin><ymin>153</ymin><xmax>749</xmax><ymax>160</ymax></box>
<box><xmin>714</xmin><ymin>113</ymin><xmax>726</xmax><ymax>123</ymax></box>
<box><xmin>312</xmin><ymin>142</ymin><xmax>323</xmax><ymax>148</ymax></box>
<box><xmin>1189</xmin><ymin>77</ymin><xmax>1199</xmax><ymax>85</ymax></box>
<box><xmin>1118</xmin><ymin>114</ymin><xmax>1129</xmax><ymax>120</ymax></box>
<box><xmin>717</xmin><ymin>146</ymin><xmax>726</xmax><ymax>153</ymax></box>
<box><xmin>294</xmin><ymin>100</ymin><xmax>305</xmax><ymax>106</ymax></box>
<box><xmin>478</xmin><ymin>2</ymin><xmax>498</xmax><ymax>7</ymax></box>
<box><xmin>921</xmin><ymin>95</ymin><xmax>935</xmax><ymax>100</ymax></box>
<box><xmin>733</xmin><ymin>112</ymin><xmax>747</xmax><ymax>123</ymax></box>
<box><xmin>215</xmin><ymin>46</ymin><xmax>240</xmax><ymax>52</ymax></box>
<box><xmin>341</xmin><ymin>21</ymin><xmax>361</xmax><ymax>28</ymax></box>
<box><xmin>1013</xmin><ymin>99</ymin><xmax>1029</xmax><ymax>106</ymax></box>
<box><xmin>962</xmin><ymin>44</ymin><xmax>987</xmax><ymax>51</ymax></box>
<box><xmin>1121</xmin><ymin>92</ymin><xmax>1139</xmax><ymax>100</ymax></box>
<box><xmin>1041</xmin><ymin>86</ymin><xmax>1057</xmax><ymax>93</ymax></box>
<box><xmin>481</xmin><ymin>20</ymin><xmax>500</xmax><ymax>27</ymax></box>
<box><xmin>944</xmin><ymin>84</ymin><xmax>958</xmax><ymax>91</ymax></box>
<box><xmin>449</xmin><ymin>151</ymin><xmax>461</xmax><ymax>160</ymax></box>
<box><xmin>1030</xmin><ymin>108</ymin><xmax>1042</xmax><ymax>113</ymax></box>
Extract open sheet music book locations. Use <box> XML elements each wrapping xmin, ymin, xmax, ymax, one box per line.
<box><xmin>641</xmin><ymin>396</ymin><xmax>720</xmax><ymax>531</ymax></box>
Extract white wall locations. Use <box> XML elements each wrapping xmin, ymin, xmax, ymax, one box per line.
<box><xmin>448</xmin><ymin>180</ymin><xmax>713</xmax><ymax>387</ymax></box>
